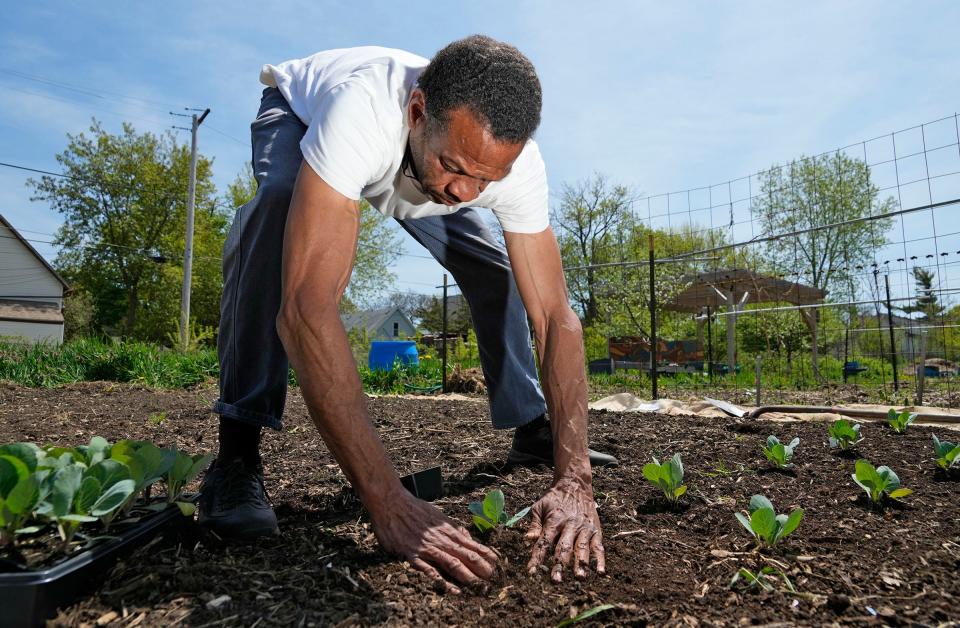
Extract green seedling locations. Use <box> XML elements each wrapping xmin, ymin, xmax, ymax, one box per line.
<box><xmin>932</xmin><ymin>435</ymin><xmax>960</xmax><ymax>471</ymax></box>
<box><xmin>0</xmin><ymin>443</ymin><xmax>46</xmax><ymax>545</ymax></box>
<box><xmin>642</xmin><ymin>454</ymin><xmax>687</xmax><ymax>504</ymax></box>
<box><xmin>163</xmin><ymin>449</ymin><xmax>214</xmax><ymax>515</ymax></box>
<box><xmin>148</xmin><ymin>412</ymin><xmax>167</xmax><ymax>427</ymax></box>
<box><xmin>111</xmin><ymin>440</ymin><xmax>170</xmax><ymax>513</ymax></box>
<box><xmin>887</xmin><ymin>409</ymin><xmax>917</xmax><ymax>434</ymax></box>
<box><xmin>86</xmin><ymin>459</ymin><xmax>134</xmax><ymax>529</ymax></box>
<box><xmin>735</xmin><ymin>494</ymin><xmax>803</xmax><ymax>547</ymax></box>
<box><xmin>762</xmin><ymin>436</ymin><xmax>799</xmax><ymax>469</ymax></box>
<box><xmin>828</xmin><ymin>419</ymin><xmax>863</xmax><ymax>450</ymax></box>
<box><xmin>851</xmin><ymin>459</ymin><xmax>912</xmax><ymax>504</ymax></box>
<box><xmin>39</xmin><ymin>463</ymin><xmax>135</xmax><ymax>545</ymax></box>
<box><xmin>556</xmin><ymin>603</ymin><xmax>616</xmax><ymax>627</ymax></box>
<box><xmin>730</xmin><ymin>566</ymin><xmax>795</xmax><ymax>593</ymax></box>
<box><xmin>468</xmin><ymin>488</ymin><xmax>531</xmax><ymax>533</ymax></box>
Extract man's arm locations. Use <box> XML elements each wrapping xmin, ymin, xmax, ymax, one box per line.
<box><xmin>277</xmin><ymin>162</ymin><xmax>498</xmax><ymax>591</ymax></box>
<box><xmin>503</xmin><ymin>227</ymin><xmax>606</xmax><ymax>582</ymax></box>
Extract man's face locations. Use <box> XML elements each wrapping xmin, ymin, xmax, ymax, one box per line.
<box><xmin>406</xmin><ymin>89</ymin><xmax>524</xmax><ymax>206</ymax></box>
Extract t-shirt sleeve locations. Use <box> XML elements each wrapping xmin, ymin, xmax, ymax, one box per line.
<box><xmin>299</xmin><ymin>82</ymin><xmax>390</xmax><ymax>201</ymax></box>
<box><xmin>490</xmin><ymin>140</ymin><xmax>551</xmax><ymax>234</ymax></box>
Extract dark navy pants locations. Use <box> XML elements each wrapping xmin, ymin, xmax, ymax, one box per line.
<box><xmin>213</xmin><ymin>88</ymin><xmax>547</xmax><ymax>431</ymax></box>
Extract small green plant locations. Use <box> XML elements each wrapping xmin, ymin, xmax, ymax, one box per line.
<box><xmin>851</xmin><ymin>459</ymin><xmax>912</xmax><ymax>504</ymax></box>
<box><xmin>468</xmin><ymin>488</ymin><xmax>530</xmax><ymax>533</ymax></box>
<box><xmin>735</xmin><ymin>495</ymin><xmax>803</xmax><ymax>547</ymax></box>
<box><xmin>39</xmin><ymin>463</ymin><xmax>135</xmax><ymax>545</ymax></box>
<box><xmin>110</xmin><ymin>440</ymin><xmax>170</xmax><ymax>515</ymax></box>
<box><xmin>163</xmin><ymin>449</ymin><xmax>214</xmax><ymax>515</ymax></box>
<box><xmin>762</xmin><ymin>436</ymin><xmax>799</xmax><ymax>469</ymax></box>
<box><xmin>932</xmin><ymin>435</ymin><xmax>960</xmax><ymax>471</ymax></box>
<box><xmin>0</xmin><ymin>443</ymin><xmax>45</xmax><ymax>546</ymax></box>
<box><xmin>148</xmin><ymin>411</ymin><xmax>168</xmax><ymax>427</ymax></box>
<box><xmin>642</xmin><ymin>454</ymin><xmax>687</xmax><ymax>504</ymax></box>
<box><xmin>886</xmin><ymin>409</ymin><xmax>917</xmax><ymax>434</ymax></box>
<box><xmin>730</xmin><ymin>566</ymin><xmax>796</xmax><ymax>593</ymax></box>
<box><xmin>828</xmin><ymin>419</ymin><xmax>863</xmax><ymax>450</ymax></box>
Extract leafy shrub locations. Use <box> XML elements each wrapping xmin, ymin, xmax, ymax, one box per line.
<box><xmin>852</xmin><ymin>459</ymin><xmax>911</xmax><ymax>504</ymax></box>
<box><xmin>762</xmin><ymin>436</ymin><xmax>799</xmax><ymax>469</ymax></box>
<box><xmin>468</xmin><ymin>488</ymin><xmax>530</xmax><ymax>533</ymax></box>
<box><xmin>642</xmin><ymin>454</ymin><xmax>687</xmax><ymax>504</ymax></box>
<box><xmin>735</xmin><ymin>494</ymin><xmax>803</xmax><ymax>547</ymax></box>
<box><xmin>828</xmin><ymin>419</ymin><xmax>863</xmax><ymax>450</ymax></box>
<box><xmin>887</xmin><ymin>409</ymin><xmax>917</xmax><ymax>434</ymax></box>
<box><xmin>932</xmin><ymin>435</ymin><xmax>959</xmax><ymax>471</ymax></box>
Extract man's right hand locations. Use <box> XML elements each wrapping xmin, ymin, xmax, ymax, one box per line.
<box><xmin>371</xmin><ymin>489</ymin><xmax>499</xmax><ymax>593</ymax></box>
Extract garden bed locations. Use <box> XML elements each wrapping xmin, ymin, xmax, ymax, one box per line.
<box><xmin>0</xmin><ymin>381</ymin><xmax>957</xmax><ymax>626</ymax></box>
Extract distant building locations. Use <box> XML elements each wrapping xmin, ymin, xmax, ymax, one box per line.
<box><xmin>0</xmin><ymin>215</ymin><xmax>69</xmax><ymax>344</ymax></box>
<box><xmin>341</xmin><ymin>306</ymin><xmax>416</xmax><ymax>340</ymax></box>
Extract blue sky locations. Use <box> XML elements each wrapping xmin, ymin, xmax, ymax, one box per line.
<box><xmin>1</xmin><ymin>1</ymin><xmax>959</xmax><ymax>305</ymax></box>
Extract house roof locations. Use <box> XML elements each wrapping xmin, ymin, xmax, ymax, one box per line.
<box><xmin>0</xmin><ymin>299</ymin><xmax>63</xmax><ymax>324</ymax></box>
<box><xmin>664</xmin><ymin>269</ymin><xmax>825</xmax><ymax>313</ymax></box>
<box><xmin>0</xmin><ymin>214</ymin><xmax>70</xmax><ymax>291</ymax></box>
<box><xmin>341</xmin><ymin>306</ymin><xmax>414</xmax><ymax>335</ymax></box>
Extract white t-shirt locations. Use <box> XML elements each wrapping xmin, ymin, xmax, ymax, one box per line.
<box><xmin>260</xmin><ymin>46</ymin><xmax>550</xmax><ymax>234</ymax></box>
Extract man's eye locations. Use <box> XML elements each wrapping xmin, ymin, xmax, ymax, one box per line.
<box><xmin>441</xmin><ymin>159</ymin><xmax>459</xmax><ymax>174</ymax></box>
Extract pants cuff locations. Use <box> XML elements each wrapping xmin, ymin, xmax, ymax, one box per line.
<box><xmin>213</xmin><ymin>400</ymin><xmax>283</xmax><ymax>431</ymax></box>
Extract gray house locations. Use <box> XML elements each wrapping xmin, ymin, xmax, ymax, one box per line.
<box><xmin>341</xmin><ymin>306</ymin><xmax>416</xmax><ymax>340</ymax></box>
<box><xmin>0</xmin><ymin>215</ymin><xmax>69</xmax><ymax>344</ymax></box>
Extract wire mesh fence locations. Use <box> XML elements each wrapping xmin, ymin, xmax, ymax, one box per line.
<box><xmin>565</xmin><ymin>113</ymin><xmax>960</xmax><ymax>408</ymax></box>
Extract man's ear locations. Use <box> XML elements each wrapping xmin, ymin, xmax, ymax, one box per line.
<box><xmin>408</xmin><ymin>88</ymin><xmax>426</xmax><ymax>129</ymax></box>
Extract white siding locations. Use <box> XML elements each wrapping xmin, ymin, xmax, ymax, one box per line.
<box><xmin>0</xmin><ymin>320</ymin><xmax>64</xmax><ymax>344</ymax></box>
<box><xmin>0</xmin><ymin>222</ymin><xmax>63</xmax><ymax>307</ymax></box>
<box><xmin>376</xmin><ymin>311</ymin><xmax>416</xmax><ymax>339</ymax></box>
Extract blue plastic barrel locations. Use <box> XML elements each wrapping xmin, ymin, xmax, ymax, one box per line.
<box><xmin>368</xmin><ymin>340</ymin><xmax>419</xmax><ymax>371</ymax></box>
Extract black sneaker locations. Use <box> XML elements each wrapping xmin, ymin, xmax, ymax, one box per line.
<box><xmin>198</xmin><ymin>457</ymin><xmax>279</xmax><ymax>540</ymax></box>
<box><xmin>507</xmin><ymin>417</ymin><xmax>619</xmax><ymax>468</ymax></box>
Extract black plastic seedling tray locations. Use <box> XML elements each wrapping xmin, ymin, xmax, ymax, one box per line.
<box><xmin>0</xmin><ymin>503</ymin><xmax>190</xmax><ymax>628</ymax></box>
<box><xmin>400</xmin><ymin>466</ymin><xmax>443</xmax><ymax>501</ymax></box>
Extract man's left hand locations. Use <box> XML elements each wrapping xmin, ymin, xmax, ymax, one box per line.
<box><xmin>525</xmin><ymin>476</ymin><xmax>605</xmax><ymax>582</ymax></box>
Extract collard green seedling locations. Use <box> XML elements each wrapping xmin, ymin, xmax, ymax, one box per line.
<box><xmin>0</xmin><ymin>443</ymin><xmax>45</xmax><ymax>545</ymax></box>
<box><xmin>40</xmin><ymin>463</ymin><xmax>135</xmax><ymax>545</ymax></box>
<box><xmin>852</xmin><ymin>459</ymin><xmax>912</xmax><ymax>504</ymax></box>
<box><xmin>932</xmin><ymin>435</ymin><xmax>960</xmax><ymax>471</ymax></box>
<box><xmin>111</xmin><ymin>440</ymin><xmax>169</xmax><ymax>513</ymax></box>
<box><xmin>762</xmin><ymin>436</ymin><xmax>799</xmax><ymax>469</ymax></box>
<box><xmin>735</xmin><ymin>494</ymin><xmax>803</xmax><ymax>547</ymax></box>
<box><xmin>828</xmin><ymin>419</ymin><xmax>863</xmax><ymax>450</ymax></box>
<box><xmin>468</xmin><ymin>488</ymin><xmax>531</xmax><ymax>533</ymax></box>
<box><xmin>729</xmin><ymin>566</ymin><xmax>795</xmax><ymax>593</ymax></box>
<box><xmin>887</xmin><ymin>409</ymin><xmax>917</xmax><ymax>434</ymax></box>
<box><xmin>642</xmin><ymin>454</ymin><xmax>687</xmax><ymax>504</ymax></box>
<box><xmin>163</xmin><ymin>449</ymin><xmax>214</xmax><ymax>515</ymax></box>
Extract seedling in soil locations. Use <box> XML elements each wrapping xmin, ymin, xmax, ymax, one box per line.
<box><xmin>110</xmin><ymin>440</ymin><xmax>171</xmax><ymax>515</ymax></box>
<box><xmin>735</xmin><ymin>494</ymin><xmax>803</xmax><ymax>547</ymax></box>
<box><xmin>556</xmin><ymin>603</ymin><xmax>616</xmax><ymax>627</ymax></box>
<box><xmin>828</xmin><ymin>419</ymin><xmax>863</xmax><ymax>451</ymax></box>
<box><xmin>886</xmin><ymin>409</ymin><xmax>917</xmax><ymax>434</ymax></box>
<box><xmin>932</xmin><ymin>435</ymin><xmax>960</xmax><ymax>471</ymax></box>
<box><xmin>761</xmin><ymin>436</ymin><xmax>799</xmax><ymax>469</ymax></box>
<box><xmin>163</xmin><ymin>449</ymin><xmax>214</xmax><ymax>515</ymax></box>
<box><xmin>468</xmin><ymin>488</ymin><xmax>530</xmax><ymax>534</ymax></box>
<box><xmin>39</xmin><ymin>463</ymin><xmax>135</xmax><ymax>545</ymax></box>
<box><xmin>0</xmin><ymin>443</ymin><xmax>44</xmax><ymax>545</ymax></box>
<box><xmin>852</xmin><ymin>459</ymin><xmax>912</xmax><ymax>504</ymax></box>
<box><xmin>642</xmin><ymin>454</ymin><xmax>687</xmax><ymax>504</ymax></box>
<box><xmin>730</xmin><ymin>566</ymin><xmax>796</xmax><ymax>593</ymax></box>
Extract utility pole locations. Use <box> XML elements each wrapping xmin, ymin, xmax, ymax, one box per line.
<box><xmin>172</xmin><ymin>107</ymin><xmax>210</xmax><ymax>350</ymax></box>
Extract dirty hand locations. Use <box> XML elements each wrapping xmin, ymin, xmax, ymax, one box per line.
<box><xmin>526</xmin><ymin>476</ymin><xmax>605</xmax><ymax>582</ymax></box>
<box><xmin>371</xmin><ymin>489</ymin><xmax>499</xmax><ymax>593</ymax></box>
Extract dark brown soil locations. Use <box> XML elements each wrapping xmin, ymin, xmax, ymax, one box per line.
<box><xmin>0</xmin><ymin>381</ymin><xmax>957</xmax><ymax>627</ymax></box>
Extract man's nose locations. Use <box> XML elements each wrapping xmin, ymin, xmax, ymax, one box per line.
<box><xmin>446</xmin><ymin>176</ymin><xmax>481</xmax><ymax>204</ymax></box>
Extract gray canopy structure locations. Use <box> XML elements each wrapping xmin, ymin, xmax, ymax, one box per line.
<box><xmin>664</xmin><ymin>269</ymin><xmax>826</xmax><ymax>373</ymax></box>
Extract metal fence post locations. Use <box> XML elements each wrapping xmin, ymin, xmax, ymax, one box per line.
<box><xmin>884</xmin><ymin>273</ymin><xmax>899</xmax><ymax>392</ymax></box>
<box><xmin>648</xmin><ymin>234</ymin><xmax>658</xmax><ymax>400</ymax></box>
<box><xmin>441</xmin><ymin>273</ymin><xmax>448</xmax><ymax>394</ymax></box>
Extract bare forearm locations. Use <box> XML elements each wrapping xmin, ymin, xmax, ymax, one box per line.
<box><xmin>534</xmin><ymin>309</ymin><xmax>591</xmax><ymax>484</ymax></box>
<box><xmin>278</xmin><ymin>304</ymin><xmax>403</xmax><ymax>518</ymax></box>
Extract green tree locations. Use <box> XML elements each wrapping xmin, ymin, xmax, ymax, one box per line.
<box><xmin>225</xmin><ymin>164</ymin><xmax>402</xmax><ymax>310</ymax></box>
<box><xmin>751</xmin><ymin>152</ymin><xmax>895</xmax><ymax>376</ymax></box>
<box><xmin>30</xmin><ymin>120</ymin><xmax>225</xmax><ymax>339</ymax></box>
<box><xmin>899</xmin><ymin>266</ymin><xmax>945</xmax><ymax>321</ymax></box>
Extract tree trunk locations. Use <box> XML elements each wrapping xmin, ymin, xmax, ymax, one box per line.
<box><xmin>125</xmin><ymin>284</ymin><xmax>139</xmax><ymax>335</ymax></box>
